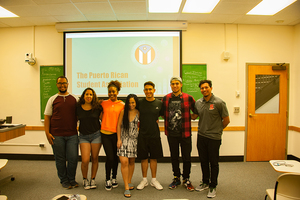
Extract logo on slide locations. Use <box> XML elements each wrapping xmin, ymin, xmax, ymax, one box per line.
<box><xmin>135</xmin><ymin>44</ymin><xmax>155</xmax><ymax>65</ymax></box>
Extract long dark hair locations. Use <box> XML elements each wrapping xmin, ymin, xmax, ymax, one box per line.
<box><xmin>78</xmin><ymin>87</ymin><xmax>100</xmax><ymax>110</ymax></box>
<box><xmin>122</xmin><ymin>94</ymin><xmax>139</xmax><ymax>131</ymax></box>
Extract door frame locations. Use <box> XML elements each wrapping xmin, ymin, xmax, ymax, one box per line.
<box><xmin>245</xmin><ymin>63</ymin><xmax>290</xmax><ymax>162</ymax></box>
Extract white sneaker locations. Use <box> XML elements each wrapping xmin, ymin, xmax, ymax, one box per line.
<box><xmin>90</xmin><ymin>179</ymin><xmax>96</xmax><ymax>189</ymax></box>
<box><xmin>207</xmin><ymin>187</ymin><xmax>216</xmax><ymax>198</ymax></box>
<box><xmin>150</xmin><ymin>180</ymin><xmax>163</xmax><ymax>190</ymax></box>
<box><xmin>137</xmin><ymin>179</ymin><xmax>148</xmax><ymax>190</ymax></box>
<box><xmin>83</xmin><ymin>179</ymin><xmax>90</xmax><ymax>190</ymax></box>
<box><xmin>112</xmin><ymin>178</ymin><xmax>118</xmax><ymax>188</ymax></box>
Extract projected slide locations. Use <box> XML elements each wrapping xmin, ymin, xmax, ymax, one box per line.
<box><xmin>65</xmin><ymin>31</ymin><xmax>181</xmax><ymax>97</ymax></box>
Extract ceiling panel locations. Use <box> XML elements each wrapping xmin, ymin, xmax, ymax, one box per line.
<box><xmin>74</xmin><ymin>2</ymin><xmax>114</xmax><ymax>15</ymax></box>
<box><xmin>0</xmin><ymin>0</ymin><xmax>299</xmax><ymax>27</ymax></box>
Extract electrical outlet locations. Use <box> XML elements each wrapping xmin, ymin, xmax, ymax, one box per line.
<box><xmin>234</xmin><ymin>107</ymin><xmax>240</xmax><ymax>113</ymax></box>
<box><xmin>39</xmin><ymin>143</ymin><xmax>45</xmax><ymax>148</ymax></box>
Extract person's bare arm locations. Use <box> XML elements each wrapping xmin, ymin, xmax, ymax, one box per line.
<box><xmin>222</xmin><ymin>116</ymin><xmax>230</xmax><ymax>129</ymax></box>
<box><xmin>44</xmin><ymin>115</ymin><xmax>54</xmax><ymax>145</ymax></box>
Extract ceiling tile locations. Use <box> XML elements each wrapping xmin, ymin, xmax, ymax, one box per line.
<box><xmin>23</xmin><ymin>16</ymin><xmax>58</xmax><ymax>25</ymax></box>
<box><xmin>39</xmin><ymin>4</ymin><xmax>82</xmax><ymax>15</ymax></box>
<box><xmin>0</xmin><ymin>0</ymin><xmax>36</xmax><ymax>6</ymax></box>
<box><xmin>74</xmin><ymin>2</ymin><xmax>114</xmax><ymax>15</ymax></box>
<box><xmin>4</xmin><ymin>5</ymin><xmax>51</xmax><ymax>17</ymax></box>
<box><xmin>0</xmin><ymin>21</ymin><xmax>10</xmax><ymax>27</ymax></box>
<box><xmin>213</xmin><ymin>1</ymin><xmax>259</xmax><ymax>15</ymax></box>
<box><xmin>0</xmin><ymin>17</ymin><xmax>35</xmax><ymax>27</ymax></box>
<box><xmin>84</xmin><ymin>14</ymin><xmax>117</xmax><ymax>21</ymax></box>
<box><xmin>32</xmin><ymin>0</ymin><xmax>70</xmax><ymax>5</ymax></box>
<box><xmin>71</xmin><ymin>0</ymin><xmax>107</xmax><ymax>2</ymax></box>
<box><xmin>110</xmin><ymin>2</ymin><xmax>146</xmax><ymax>14</ymax></box>
<box><xmin>54</xmin><ymin>15</ymin><xmax>88</xmax><ymax>22</ymax></box>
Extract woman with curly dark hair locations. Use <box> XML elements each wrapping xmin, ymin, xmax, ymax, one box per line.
<box><xmin>101</xmin><ymin>80</ymin><xmax>125</xmax><ymax>191</ymax></box>
<box><xmin>77</xmin><ymin>87</ymin><xmax>102</xmax><ymax>190</ymax></box>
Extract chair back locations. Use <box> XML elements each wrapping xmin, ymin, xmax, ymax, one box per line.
<box><xmin>276</xmin><ymin>172</ymin><xmax>300</xmax><ymax>199</ymax></box>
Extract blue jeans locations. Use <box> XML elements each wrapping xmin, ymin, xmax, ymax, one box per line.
<box><xmin>52</xmin><ymin>134</ymin><xmax>79</xmax><ymax>184</ymax></box>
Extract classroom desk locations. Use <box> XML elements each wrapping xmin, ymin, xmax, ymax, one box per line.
<box><xmin>269</xmin><ymin>160</ymin><xmax>300</xmax><ymax>173</ymax></box>
<box><xmin>0</xmin><ymin>124</ymin><xmax>26</xmax><ymax>142</ymax></box>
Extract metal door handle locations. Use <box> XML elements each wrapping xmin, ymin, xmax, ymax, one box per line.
<box><xmin>249</xmin><ymin>113</ymin><xmax>257</xmax><ymax>117</ymax></box>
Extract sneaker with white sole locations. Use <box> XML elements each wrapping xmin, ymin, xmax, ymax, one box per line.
<box><xmin>83</xmin><ymin>179</ymin><xmax>90</xmax><ymax>190</ymax></box>
<box><xmin>112</xmin><ymin>178</ymin><xmax>118</xmax><ymax>188</ymax></box>
<box><xmin>207</xmin><ymin>187</ymin><xmax>216</xmax><ymax>198</ymax></box>
<box><xmin>90</xmin><ymin>179</ymin><xmax>96</xmax><ymax>189</ymax></box>
<box><xmin>105</xmin><ymin>180</ymin><xmax>112</xmax><ymax>191</ymax></box>
<box><xmin>137</xmin><ymin>179</ymin><xmax>148</xmax><ymax>190</ymax></box>
<box><xmin>195</xmin><ymin>182</ymin><xmax>209</xmax><ymax>191</ymax></box>
<box><xmin>150</xmin><ymin>180</ymin><xmax>163</xmax><ymax>190</ymax></box>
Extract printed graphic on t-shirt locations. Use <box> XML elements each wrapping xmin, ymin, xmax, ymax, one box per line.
<box><xmin>169</xmin><ymin>100</ymin><xmax>182</xmax><ymax>132</ymax></box>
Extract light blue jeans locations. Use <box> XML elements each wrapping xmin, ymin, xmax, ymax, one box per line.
<box><xmin>52</xmin><ymin>134</ymin><xmax>79</xmax><ymax>184</ymax></box>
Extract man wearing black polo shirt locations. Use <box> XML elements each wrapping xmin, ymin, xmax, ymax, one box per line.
<box><xmin>44</xmin><ymin>76</ymin><xmax>79</xmax><ymax>189</ymax></box>
<box><xmin>136</xmin><ymin>81</ymin><xmax>163</xmax><ymax>191</ymax></box>
<box><xmin>193</xmin><ymin>80</ymin><xmax>230</xmax><ymax>198</ymax></box>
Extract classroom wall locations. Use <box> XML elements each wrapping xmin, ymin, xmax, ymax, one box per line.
<box><xmin>0</xmin><ymin>23</ymin><xmax>299</xmax><ymax>158</ymax></box>
<box><xmin>288</xmin><ymin>23</ymin><xmax>300</xmax><ymax>158</ymax></box>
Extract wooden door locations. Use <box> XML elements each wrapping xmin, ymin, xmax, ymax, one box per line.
<box><xmin>246</xmin><ymin>65</ymin><xmax>288</xmax><ymax>161</ymax></box>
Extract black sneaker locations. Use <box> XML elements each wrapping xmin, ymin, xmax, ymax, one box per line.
<box><xmin>105</xmin><ymin>179</ymin><xmax>112</xmax><ymax>191</ymax></box>
<box><xmin>169</xmin><ymin>176</ymin><xmax>181</xmax><ymax>189</ymax></box>
<box><xmin>70</xmin><ymin>180</ymin><xmax>78</xmax><ymax>188</ymax></box>
<box><xmin>62</xmin><ymin>181</ymin><xmax>72</xmax><ymax>189</ymax></box>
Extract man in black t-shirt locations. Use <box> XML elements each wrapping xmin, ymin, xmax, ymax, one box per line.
<box><xmin>161</xmin><ymin>77</ymin><xmax>196</xmax><ymax>192</ymax></box>
<box><xmin>136</xmin><ymin>81</ymin><xmax>164</xmax><ymax>191</ymax></box>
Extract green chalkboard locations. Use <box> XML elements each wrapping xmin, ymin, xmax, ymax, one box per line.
<box><xmin>40</xmin><ymin>65</ymin><xmax>64</xmax><ymax>120</ymax></box>
<box><xmin>182</xmin><ymin>64</ymin><xmax>207</xmax><ymax>101</ymax></box>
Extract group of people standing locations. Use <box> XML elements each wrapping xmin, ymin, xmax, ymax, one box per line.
<box><xmin>44</xmin><ymin>75</ymin><xmax>229</xmax><ymax>199</ymax></box>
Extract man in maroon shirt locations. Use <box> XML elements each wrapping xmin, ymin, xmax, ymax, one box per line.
<box><xmin>44</xmin><ymin>76</ymin><xmax>79</xmax><ymax>189</ymax></box>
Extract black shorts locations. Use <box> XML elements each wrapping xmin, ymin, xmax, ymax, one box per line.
<box><xmin>137</xmin><ymin>136</ymin><xmax>163</xmax><ymax>160</ymax></box>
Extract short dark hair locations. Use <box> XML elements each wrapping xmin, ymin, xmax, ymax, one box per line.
<box><xmin>144</xmin><ymin>81</ymin><xmax>155</xmax><ymax>89</ymax></box>
<box><xmin>199</xmin><ymin>80</ymin><xmax>212</xmax><ymax>88</ymax></box>
<box><xmin>56</xmin><ymin>75</ymin><xmax>68</xmax><ymax>83</ymax></box>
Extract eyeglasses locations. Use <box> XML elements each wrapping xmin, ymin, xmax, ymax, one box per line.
<box><xmin>200</xmin><ymin>86</ymin><xmax>210</xmax><ymax>90</ymax></box>
<box><xmin>56</xmin><ymin>82</ymin><xmax>68</xmax><ymax>85</ymax></box>
<box><xmin>273</xmin><ymin>161</ymin><xmax>294</xmax><ymax>167</ymax></box>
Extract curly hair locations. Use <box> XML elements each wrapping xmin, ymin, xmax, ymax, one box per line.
<box><xmin>122</xmin><ymin>94</ymin><xmax>139</xmax><ymax>132</ymax></box>
<box><xmin>78</xmin><ymin>87</ymin><xmax>100</xmax><ymax>110</ymax></box>
<box><xmin>108</xmin><ymin>80</ymin><xmax>121</xmax><ymax>91</ymax></box>
<box><xmin>199</xmin><ymin>80</ymin><xmax>212</xmax><ymax>88</ymax></box>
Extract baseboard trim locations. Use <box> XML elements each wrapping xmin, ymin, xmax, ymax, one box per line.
<box><xmin>287</xmin><ymin>154</ymin><xmax>300</xmax><ymax>162</ymax></box>
<box><xmin>0</xmin><ymin>154</ymin><xmax>244</xmax><ymax>162</ymax></box>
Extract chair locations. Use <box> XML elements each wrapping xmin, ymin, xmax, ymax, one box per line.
<box><xmin>0</xmin><ymin>159</ymin><xmax>14</xmax><ymax>183</ymax></box>
<box><xmin>265</xmin><ymin>173</ymin><xmax>300</xmax><ymax>200</ymax></box>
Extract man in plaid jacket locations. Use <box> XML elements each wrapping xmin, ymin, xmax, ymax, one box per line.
<box><xmin>161</xmin><ymin>76</ymin><xmax>196</xmax><ymax>191</ymax></box>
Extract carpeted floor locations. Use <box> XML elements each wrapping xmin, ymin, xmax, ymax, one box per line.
<box><xmin>0</xmin><ymin>160</ymin><xmax>280</xmax><ymax>200</ymax></box>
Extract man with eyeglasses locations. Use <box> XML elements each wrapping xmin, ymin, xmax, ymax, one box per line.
<box><xmin>44</xmin><ymin>75</ymin><xmax>79</xmax><ymax>189</ymax></box>
<box><xmin>192</xmin><ymin>80</ymin><xmax>230</xmax><ymax>198</ymax></box>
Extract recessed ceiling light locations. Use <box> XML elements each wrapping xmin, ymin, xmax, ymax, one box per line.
<box><xmin>247</xmin><ymin>0</ymin><xmax>297</xmax><ymax>16</ymax></box>
<box><xmin>149</xmin><ymin>0</ymin><xmax>182</xmax><ymax>13</ymax></box>
<box><xmin>182</xmin><ymin>0</ymin><xmax>221</xmax><ymax>13</ymax></box>
<box><xmin>0</xmin><ymin>6</ymin><xmax>18</xmax><ymax>18</ymax></box>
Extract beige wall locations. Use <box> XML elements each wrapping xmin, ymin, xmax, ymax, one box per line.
<box><xmin>0</xmin><ymin>24</ymin><xmax>299</xmax><ymax>158</ymax></box>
